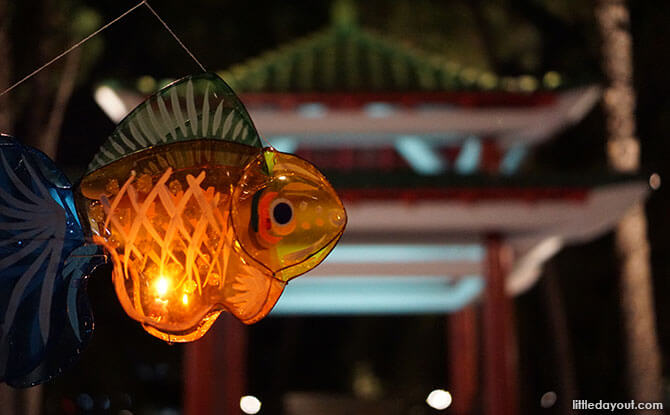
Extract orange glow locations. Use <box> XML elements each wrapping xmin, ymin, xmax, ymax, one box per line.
<box><xmin>155</xmin><ymin>277</ymin><xmax>170</xmax><ymax>297</ymax></box>
<box><xmin>79</xmin><ymin>140</ymin><xmax>346</xmax><ymax>342</ymax></box>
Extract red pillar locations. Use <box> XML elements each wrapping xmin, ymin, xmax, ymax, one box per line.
<box><xmin>184</xmin><ymin>328</ymin><xmax>215</xmax><ymax>414</ymax></box>
<box><xmin>448</xmin><ymin>305</ymin><xmax>478</xmax><ymax>415</ymax></box>
<box><xmin>221</xmin><ymin>315</ymin><xmax>248</xmax><ymax>415</ymax></box>
<box><xmin>483</xmin><ymin>235</ymin><xmax>518</xmax><ymax>415</ymax></box>
<box><xmin>184</xmin><ymin>314</ymin><xmax>247</xmax><ymax>415</ymax></box>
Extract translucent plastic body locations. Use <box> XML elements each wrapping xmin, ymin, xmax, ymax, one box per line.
<box><xmin>77</xmin><ymin>140</ymin><xmax>346</xmax><ymax>342</ymax></box>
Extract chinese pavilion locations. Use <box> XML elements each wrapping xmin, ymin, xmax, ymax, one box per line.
<box><xmin>95</xmin><ymin>6</ymin><xmax>649</xmax><ymax>415</ymax></box>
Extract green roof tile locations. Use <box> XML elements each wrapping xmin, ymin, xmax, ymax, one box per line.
<box><xmin>218</xmin><ymin>23</ymin><xmax>563</xmax><ymax>93</ymax></box>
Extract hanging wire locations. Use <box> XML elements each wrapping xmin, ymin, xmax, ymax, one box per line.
<box><xmin>0</xmin><ymin>1</ymin><xmax>278</xmax><ymax>148</ymax></box>
<box><xmin>0</xmin><ymin>1</ymin><xmax>145</xmax><ymax>98</ymax></box>
<box><xmin>0</xmin><ymin>0</ymin><xmax>206</xmax><ymax>98</ymax></box>
<box><xmin>142</xmin><ymin>1</ymin><xmax>207</xmax><ymax>72</ymax></box>
<box><xmin>258</xmin><ymin>134</ymin><xmax>274</xmax><ymax>149</ymax></box>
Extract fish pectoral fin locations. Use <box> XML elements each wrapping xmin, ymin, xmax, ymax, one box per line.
<box><xmin>226</xmin><ymin>265</ymin><xmax>285</xmax><ymax>323</ymax></box>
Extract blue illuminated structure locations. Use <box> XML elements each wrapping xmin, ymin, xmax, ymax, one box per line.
<box><xmin>272</xmin><ymin>276</ymin><xmax>483</xmax><ymax>315</ymax></box>
<box><xmin>272</xmin><ymin>243</ymin><xmax>485</xmax><ymax>315</ymax></box>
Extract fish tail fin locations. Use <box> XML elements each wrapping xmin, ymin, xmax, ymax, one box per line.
<box><xmin>0</xmin><ymin>135</ymin><xmax>102</xmax><ymax>387</ymax></box>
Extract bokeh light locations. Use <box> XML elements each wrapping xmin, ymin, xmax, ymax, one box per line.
<box><xmin>426</xmin><ymin>389</ymin><xmax>452</xmax><ymax>410</ymax></box>
<box><xmin>650</xmin><ymin>173</ymin><xmax>661</xmax><ymax>190</ymax></box>
<box><xmin>540</xmin><ymin>391</ymin><xmax>557</xmax><ymax>408</ymax></box>
<box><xmin>240</xmin><ymin>395</ymin><xmax>262</xmax><ymax>414</ymax></box>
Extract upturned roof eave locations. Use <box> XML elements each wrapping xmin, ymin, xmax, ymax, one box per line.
<box><xmin>221</xmin><ymin>22</ymin><xmax>568</xmax><ymax>94</ymax></box>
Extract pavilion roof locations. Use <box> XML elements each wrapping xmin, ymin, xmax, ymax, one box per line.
<box><xmin>326</xmin><ymin>170</ymin><xmax>642</xmax><ymax>195</ymax></box>
<box><xmin>219</xmin><ymin>20</ymin><xmax>564</xmax><ymax>94</ymax></box>
<box><xmin>117</xmin><ymin>6</ymin><xmax>566</xmax><ymax>97</ymax></box>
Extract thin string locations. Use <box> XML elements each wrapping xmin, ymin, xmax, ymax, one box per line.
<box><xmin>259</xmin><ymin>134</ymin><xmax>274</xmax><ymax>149</ymax></box>
<box><xmin>0</xmin><ymin>1</ymin><xmax>146</xmax><ymax>98</ymax></box>
<box><xmin>143</xmin><ymin>1</ymin><xmax>207</xmax><ymax>72</ymax></box>
<box><xmin>0</xmin><ymin>0</ymin><xmax>207</xmax><ymax>98</ymax></box>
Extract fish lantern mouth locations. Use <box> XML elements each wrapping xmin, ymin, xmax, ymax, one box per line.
<box><xmin>77</xmin><ymin>140</ymin><xmax>271</xmax><ymax>342</ymax></box>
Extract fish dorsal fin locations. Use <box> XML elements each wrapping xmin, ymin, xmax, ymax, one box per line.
<box><xmin>87</xmin><ymin>72</ymin><xmax>261</xmax><ymax>173</ymax></box>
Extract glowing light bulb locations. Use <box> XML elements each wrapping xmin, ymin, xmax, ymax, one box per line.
<box><xmin>426</xmin><ymin>389</ymin><xmax>452</xmax><ymax>410</ymax></box>
<box><xmin>240</xmin><ymin>395</ymin><xmax>261</xmax><ymax>414</ymax></box>
<box><xmin>182</xmin><ymin>294</ymin><xmax>189</xmax><ymax>305</ymax></box>
<box><xmin>155</xmin><ymin>277</ymin><xmax>169</xmax><ymax>297</ymax></box>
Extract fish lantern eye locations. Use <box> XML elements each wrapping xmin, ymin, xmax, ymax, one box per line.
<box><xmin>252</xmin><ymin>192</ymin><xmax>296</xmax><ymax>246</ymax></box>
<box><xmin>233</xmin><ymin>149</ymin><xmax>347</xmax><ymax>281</ymax></box>
<box><xmin>271</xmin><ymin>198</ymin><xmax>294</xmax><ymax>228</ymax></box>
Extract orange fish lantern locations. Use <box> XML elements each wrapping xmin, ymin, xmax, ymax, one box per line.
<box><xmin>0</xmin><ymin>73</ymin><xmax>346</xmax><ymax>386</ymax></box>
<box><xmin>77</xmin><ymin>73</ymin><xmax>347</xmax><ymax>341</ymax></box>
